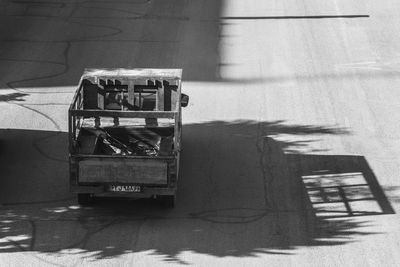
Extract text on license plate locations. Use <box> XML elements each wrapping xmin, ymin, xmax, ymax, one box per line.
<box><xmin>109</xmin><ymin>185</ymin><xmax>141</xmax><ymax>192</ymax></box>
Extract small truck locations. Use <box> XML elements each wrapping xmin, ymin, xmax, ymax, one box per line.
<box><xmin>68</xmin><ymin>68</ymin><xmax>188</xmax><ymax>207</ymax></box>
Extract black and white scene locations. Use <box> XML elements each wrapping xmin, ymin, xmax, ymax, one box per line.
<box><xmin>1</xmin><ymin>0</ymin><xmax>400</xmax><ymax>266</ymax></box>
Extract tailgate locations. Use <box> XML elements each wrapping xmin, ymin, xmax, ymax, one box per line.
<box><xmin>78</xmin><ymin>158</ymin><xmax>168</xmax><ymax>184</ymax></box>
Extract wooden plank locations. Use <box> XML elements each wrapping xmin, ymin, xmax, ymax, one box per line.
<box><xmin>134</xmin><ymin>79</ymin><xmax>148</xmax><ymax>109</ymax></box>
<box><xmin>163</xmin><ymin>80</ymin><xmax>172</xmax><ymax>111</ymax></box>
<box><xmin>83</xmin><ymin>68</ymin><xmax>182</xmax><ymax>80</ymax></box>
<box><xmin>97</xmin><ymin>87</ymin><xmax>105</xmax><ymax>110</ymax></box>
<box><xmin>73</xmin><ymin>154</ymin><xmax>175</xmax><ymax>160</ymax></box>
<box><xmin>170</xmin><ymin>89</ymin><xmax>178</xmax><ymax>111</ymax></box>
<box><xmin>128</xmin><ymin>87</ymin><xmax>135</xmax><ymax>108</ymax></box>
<box><xmin>80</xmin><ymin>117</ymin><xmax>174</xmax><ymax>128</ymax></box>
<box><xmin>78</xmin><ymin>158</ymin><xmax>168</xmax><ymax>184</ymax></box>
<box><xmin>70</xmin><ymin>109</ymin><xmax>177</xmax><ymax>118</ymax></box>
<box><xmin>157</xmin><ymin>80</ymin><xmax>164</xmax><ymax>111</ymax></box>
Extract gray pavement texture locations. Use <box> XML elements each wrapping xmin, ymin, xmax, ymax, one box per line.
<box><xmin>1</xmin><ymin>0</ymin><xmax>400</xmax><ymax>266</ymax></box>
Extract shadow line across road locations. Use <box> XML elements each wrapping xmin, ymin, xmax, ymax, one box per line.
<box><xmin>221</xmin><ymin>15</ymin><xmax>370</xmax><ymax>20</ymax></box>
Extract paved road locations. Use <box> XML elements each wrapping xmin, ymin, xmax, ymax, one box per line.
<box><xmin>1</xmin><ymin>0</ymin><xmax>400</xmax><ymax>266</ymax></box>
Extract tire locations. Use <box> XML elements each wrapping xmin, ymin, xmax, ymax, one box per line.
<box><xmin>159</xmin><ymin>195</ymin><xmax>175</xmax><ymax>208</ymax></box>
<box><xmin>77</xmin><ymin>193</ymin><xmax>92</xmax><ymax>206</ymax></box>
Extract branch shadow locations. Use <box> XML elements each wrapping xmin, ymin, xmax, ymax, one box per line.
<box><xmin>0</xmin><ymin>120</ymin><xmax>393</xmax><ymax>263</ymax></box>
<box><xmin>0</xmin><ymin>92</ymin><xmax>28</xmax><ymax>102</ymax></box>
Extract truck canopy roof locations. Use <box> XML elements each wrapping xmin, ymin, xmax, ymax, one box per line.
<box><xmin>82</xmin><ymin>68</ymin><xmax>183</xmax><ymax>80</ymax></box>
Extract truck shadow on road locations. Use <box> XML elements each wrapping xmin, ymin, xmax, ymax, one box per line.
<box><xmin>0</xmin><ymin>120</ymin><xmax>396</xmax><ymax>263</ymax></box>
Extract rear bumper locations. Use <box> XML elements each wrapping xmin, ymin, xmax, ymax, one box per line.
<box><xmin>70</xmin><ymin>185</ymin><xmax>176</xmax><ymax>197</ymax></box>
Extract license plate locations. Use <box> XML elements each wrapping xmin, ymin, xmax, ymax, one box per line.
<box><xmin>108</xmin><ymin>185</ymin><xmax>142</xmax><ymax>193</ymax></box>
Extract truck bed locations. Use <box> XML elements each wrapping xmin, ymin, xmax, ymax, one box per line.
<box><xmin>76</xmin><ymin>126</ymin><xmax>174</xmax><ymax>157</ymax></box>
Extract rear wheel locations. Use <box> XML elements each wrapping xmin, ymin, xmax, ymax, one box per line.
<box><xmin>158</xmin><ymin>195</ymin><xmax>175</xmax><ymax>208</ymax></box>
<box><xmin>77</xmin><ymin>193</ymin><xmax>92</xmax><ymax>206</ymax></box>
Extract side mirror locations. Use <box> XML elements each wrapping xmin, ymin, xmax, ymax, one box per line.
<box><xmin>181</xmin><ymin>94</ymin><xmax>189</xmax><ymax>107</ymax></box>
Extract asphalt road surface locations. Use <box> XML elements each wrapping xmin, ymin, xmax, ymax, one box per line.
<box><xmin>1</xmin><ymin>0</ymin><xmax>400</xmax><ymax>266</ymax></box>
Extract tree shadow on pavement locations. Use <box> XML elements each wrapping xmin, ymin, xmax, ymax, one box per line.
<box><xmin>0</xmin><ymin>93</ymin><xmax>28</xmax><ymax>102</ymax></box>
<box><xmin>0</xmin><ymin>120</ymin><xmax>394</xmax><ymax>263</ymax></box>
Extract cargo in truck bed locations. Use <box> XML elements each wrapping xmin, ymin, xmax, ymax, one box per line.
<box><xmin>76</xmin><ymin>126</ymin><xmax>174</xmax><ymax>157</ymax></box>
